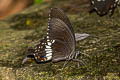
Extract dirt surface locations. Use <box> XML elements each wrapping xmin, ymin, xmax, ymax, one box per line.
<box><xmin>0</xmin><ymin>0</ymin><xmax>120</xmax><ymax>80</ymax></box>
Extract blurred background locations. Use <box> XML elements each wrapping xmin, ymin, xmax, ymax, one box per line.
<box><xmin>0</xmin><ymin>0</ymin><xmax>51</xmax><ymax>20</ymax></box>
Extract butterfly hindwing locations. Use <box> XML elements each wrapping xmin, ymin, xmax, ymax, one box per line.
<box><xmin>32</xmin><ymin>37</ymin><xmax>54</xmax><ymax>63</ymax></box>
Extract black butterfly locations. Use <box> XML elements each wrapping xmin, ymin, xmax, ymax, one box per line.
<box><xmin>89</xmin><ymin>0</ymin><xmax>119</xmax><ymax>16</ymax></box>
<box><xmin>22</xmin><ymin>8</ymin><xmax>89</xmax><ymax>64</ymax></box>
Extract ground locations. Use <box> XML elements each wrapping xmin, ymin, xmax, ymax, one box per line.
<box><xmin>0</xmin><ymin>0</ymin><xmax>120</xmax><ymax>80</ymax></box>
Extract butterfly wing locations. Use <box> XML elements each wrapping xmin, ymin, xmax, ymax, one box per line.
<box><xmin>47</xmin><ymin>8</ymin><xmax>76</xmax><ymax>62</ymax></box>
<box><xmin>90</xmin><ymin>0</ymin><xmax>118</xmax><ymax>15</ymax></box>
<box><xmin>22</xmin><ymin>36</ymin><xmax>54</xmax><ymax>64</ymax></box>
<box><xmin>48</xmin><ymin>18</ymin><xmax>75</xmax><ymax>62</ymax></box>
<box><xmin>22</xmin><ymin>8</ymin><xmax>76</xmax><ymax>64</ymax></box>
<box><xmin>50</xmin><ymin>8</ymin><xmax>75</xmax><ymax>37</ymax></box>
<box><xmin>91</xmin><ymin>0</ymin><xmax>108</xmax><ymax>15</ymax></box>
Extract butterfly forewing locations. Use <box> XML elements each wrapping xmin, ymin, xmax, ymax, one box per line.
<box><xmin>50</xmin><ymin>8</ymin><xmax>75</xmax><ymax>36</ymax></box>
<box><xmin>48</xmin><ymin>18</ymin><xmax>75</xmax><ymax>62</ymax></box>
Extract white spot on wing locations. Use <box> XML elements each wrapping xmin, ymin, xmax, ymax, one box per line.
<box><xmin>34</xmin><ymin>54</ymin><xmax>37</xmax><ymax>60</ymax></box>
<box><xmin>49</xmin><ymin>17</ymin><xmax>51</xmax><ymax>20</ymax></box>
<box><xmin>47</xmin><ymin>42</ymin><xmax>52</xmax><ymax>46</ymax></box>
<box><xmin>47</xmin><ymin>36</ymin><xmax>49</xmax><ymax>38</ymax></box>
<box><xmin>47</xmin><ymin>39</ymin><xmax>50</xmax><ymax>41</ymax></box>
<box><xmin>52</xmin><ymin>40</ymin><xmax>55</xmax><ymax>43</ymax></box>
<box><xmin>46</xmin><ymin>45</ymin><xmax>51</xmax><ymax>48</ymax></box>
<box><xmin>46</xmin><ymin>51</ymin><xmax>52</xmax><ymax>54</ymax></box>
<box><xmin>97</xmin><ymin>0</ymin><xmax>101</xmax><ymax>2</ymax></box>
<box><xmin>94</xmin><ymin>7</ymin><xmax>98</xmax><ymax>11</ymax></box>
<box><xmin>45</xmin><ymin>48</ymin><xmax>52</xmax><ymax>51</ymax></box>
<box><xmin>46</xmin><ymin>52</ymin><xmax>52</xmax><ymax>56</ymax></box>
<box><xmin>46</xmin><ymin>56</ymin><xmax>52</xmax><ymax>60</ymax></box>
<box><xmin>91</xmin><ymin>1</ymin><xmax>94</xmax><ymax>4</ymax></box>
<box><xmin>45</xmin><ymin>42</ymin><xmax>52</xmax><ymax>60</ymax></box>
<box><xmin>115</xmin><ymin>0</ymin><xmax>118</xmax><ymax>2</ymax></box>
<box><xmin>35</xmin><ymin>50</ymin><xmax>37</xmax><ymax>52</ymax></box>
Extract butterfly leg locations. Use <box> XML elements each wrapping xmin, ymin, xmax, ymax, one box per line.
<box><xmin>72</xmin><ymin>51</ymin><xmax>90</xmax><ymax>67</ymax></box>
<box><xmin>63</xmin><ymin>51</ymin><xmax>90</xmax><ymax>68</ymax></box>
<box><xmin>62</xmin><ymin>51</ymin><xmax>81</xmax><ymax>68</ymax></box>
<box><xmin>62</xmin><ymin>51</ymin><xmax>78</xmax><ymax>68</ymax></box>
<box><xmin>74</xmin><ymin>50</ymin><xmax>80</xmax><ymax>59</ymax></box>
<box><xmin>62</xmin><ymin>58</ymin><xmax>72</xmax><ymax>68</ymax></box>
<box><xmin>73</xmin><ymin>51</ymin><xmax>81</xmax><ymax>67</ymax></box>
<box><xmin>72</xmin><ymin>59</ymin><xmax>87</xmax><ymax>67</ymax></box>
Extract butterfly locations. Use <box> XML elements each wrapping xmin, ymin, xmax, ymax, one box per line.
<box><xmin>89</xmin><ymin>0</ymin><xmax>119</xmax><ymax>16</ymax></box>
<box><xmin>22</xmin><ymin>8</ymin><xmax>89</xmax><ymax>64</ymax></box>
